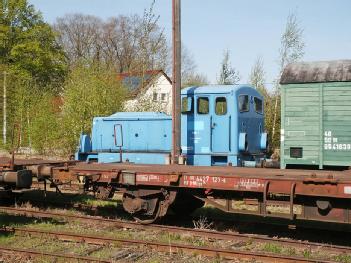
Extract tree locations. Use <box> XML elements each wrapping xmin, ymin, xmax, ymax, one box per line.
<box><xmin>249</xmin><ymin>56</ymin><xmax>266</xmax><ymax>91</ymax></box>
<box><xmin>271</xmin><ymin>12</ymin><xmax>305</xmax><ymax>150</ymax></box>
<box><xmin>218</xmin><ymin>49</ymin><xmax>240</xmax><ymax>85</ymax></box>
<box><xmin>181</xmin><ymin>45</ymin><xmax>196</xmax><ymax>84</ymax></box>
<box><xmin>249</xmin><ymin>56</ymin><xmax>274</xmax><ymax>150</ymax></box>
<box><xmin>61</xmin><ymin>62</ymin><xmax>127</xmax><ymax>153</ymax></box>
<box><xmin>54</xmin><ymin>1</ymin><xmax>168</xmax><ymax>74</ymax></box>
<box><xmin>181</xmin><ymin>46</ymin><xmax>208</xmax><ymax>88</ymax></box>
<box><xmin>0</xmin><ymin>0</ymin><xmax>67</xmax><ymax>149</ymax></box>
<box><xmin>54</xmin><ymin>14</ymin><xmax>103</xmax><ymax>66</ymax></box>
<box><xmin>0</xmin><ymin>0</ymin><xmax>67</xmax><ymax>89</ymax></box>
<box><xmin>182</xmin><ymin>73</ymin><xmax>208</xmax><ymax>88</ymax></box>
<box><xmin>136</xmin><ymin>0</ymin><xmax>168</xmax><ymax>73</ymax></box>
<box><xmin>278</xmin><ymin>13</ymin><xmax>305</xmax><ymax>73</ymax></box>
<box><xmin>28</xmin><ymin>89</ymin><xmax>62</xmax><ymax>155</ymax></box>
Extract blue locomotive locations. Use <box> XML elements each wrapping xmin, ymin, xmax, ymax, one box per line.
<box><xmin>76</xmin><ymin>85</ymin><xmax>267</xmax><ymax>166</ymax></box>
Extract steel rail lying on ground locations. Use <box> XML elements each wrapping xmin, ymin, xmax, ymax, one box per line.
<box><xmin>2</xmin><ymin>226</ymin><xmax>335</xmax><ymax>263</ymax></box>
<box><xmin>1</xmin><ymin>206</ymin><xmax>350</xmax><ymax>255</ymax></box>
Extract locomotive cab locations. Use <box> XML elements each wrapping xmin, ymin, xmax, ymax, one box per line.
<box><xmin>181</xmin><ymin>85</ymin><xmax>267</xmax><ymax>166</ymax></box>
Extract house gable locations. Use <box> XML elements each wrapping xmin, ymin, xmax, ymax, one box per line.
<box><xmin>121</xmin><ymin>70</ymin><xmax>172</xmax><ymax>114</ymax></box>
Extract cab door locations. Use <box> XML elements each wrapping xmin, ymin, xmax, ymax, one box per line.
<box><xmin>211</xmin><ymin>96</ymin><xmax>230</xmax><ymax>153</ymax></box>
<box><xmin>194</xmin><ymin>95</ymin><xmax>211</xmax><ymax>154</ymax></box>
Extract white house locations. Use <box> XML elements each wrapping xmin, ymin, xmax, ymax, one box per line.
<box><xmin>120</xmin><ymin>70</ymin><xmax>173</xmax><ymax>114</ymax></box>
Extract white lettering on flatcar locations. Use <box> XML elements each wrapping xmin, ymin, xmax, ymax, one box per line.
<box><xmin>344</xmin><ymin>186</ymin><xmax>351</xmax><ymax>194</ymax></box>
<box><xmin>237</xmin><ymin>179</ymin><xmax>264</xmax><ymax>190</ymax></box>
<box><xmin>183</xmin><ymin>175</ymin><xmax>227</xmax><ymax>187</ymax></box>
<box><xmin>137</xmin><ymin>174</ymin><xmax>160</xmax><ymax>182</ymax></box>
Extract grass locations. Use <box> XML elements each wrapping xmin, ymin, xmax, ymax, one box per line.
<box><xmin>302</xmin><ymin>248</ymin><xmax>312</xmax><ymax>259</ymax></box>
<box><xmin>334</xmin><ymin>254</ymin><xmax>351</xmax><ymax>263</ymax></box>
<box><xmin>261</xmin><ymin>243</ymin><xmax>283</xmax><ymax>254</ymax></box>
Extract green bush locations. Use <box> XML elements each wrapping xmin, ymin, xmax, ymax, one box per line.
<box><xmin>60</xmin><ymin>63</ymin><xmax>126</xmax><ymax>154</ymax></box>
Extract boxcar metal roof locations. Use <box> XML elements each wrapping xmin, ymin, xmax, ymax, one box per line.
<box><xmin>280</xmin><ymin>60</ymin><xmax>351</xmax><ymax>84</ymax></box>
<box><xmin>181</xmin><ymin>85</ymin><xmax>255</xmax><ymax>94</ymax></box>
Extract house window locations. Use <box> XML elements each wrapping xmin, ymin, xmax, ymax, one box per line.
<box><xmin>197</xmin><ymin>97</ymin><xmax>209</xmax><ymax>114</ymax></box>
<box><xmin>215</xmin><ymin>97</ymin><xmax>227</xmax><ymax>115</ymax></box>
<box><xmin>238</xmin><ymin>95</ymin><xmax>249</xmax><ymax>112</ymax></box>
<box><xmin>254</xmin><ymin>97</ymin><xmax>263</xmax><ymax>114</ymax></box>
<box><xmin>153</xmin><ymin>92</ymin><xmax>158</xmax><ymax>101</ymax></box>
<box><xmin>161</xmin><ymin>93</ymin><xmax>167</xmax><ymax>101</ymax></box>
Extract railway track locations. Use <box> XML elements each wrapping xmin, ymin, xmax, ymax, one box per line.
<box><xmin>0</xmin><ymin>245</ymin><xmax>111</xmax><ymax>263</ymax></box>
<box><xmin>1</xmin><ymin>205</ymin><xmax>350</xmax><ymax>256</ymax></box>
<box><xmin>1</xmin><ymin>226</ymin><xmax>335</xmax><ymax>263</ymax></box>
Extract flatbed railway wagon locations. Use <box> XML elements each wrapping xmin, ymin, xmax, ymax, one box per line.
<box><xmin>2</xmin><ymin>156</ymin><xmax>351</xmax><ymax>225</ymax></box>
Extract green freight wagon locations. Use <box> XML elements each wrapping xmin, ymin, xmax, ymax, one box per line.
<box><xmin>280</xmin><ymin>60</ymin><xmax>351</xmax><ymax>169</ymax></box>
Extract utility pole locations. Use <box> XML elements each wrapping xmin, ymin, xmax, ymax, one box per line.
<box><xmin>3</xmin><ymin>71</ymin><xmax>7</xmax><ymax>146</ymax></box>
<box><xmin>172</xmin><ymin>0</ymin><xmax>181</xmax><ymax>164</ymax></box>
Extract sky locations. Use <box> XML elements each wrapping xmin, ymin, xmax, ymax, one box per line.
<box><xmin>29</xmin><ymin>0</ymin><xmax>351</xmax><ymax>86</ymax></box>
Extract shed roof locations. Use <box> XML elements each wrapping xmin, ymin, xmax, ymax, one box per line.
<box><xmin>280</xmin><ymin>60</ymin><xmax>351</xmax><ymax>84</ymax></box>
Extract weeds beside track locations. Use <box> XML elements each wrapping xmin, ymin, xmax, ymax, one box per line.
<box><xmin>1</xmin><ymin>206</ymin><xmax>351</xmax><ymax>262</ymax></box>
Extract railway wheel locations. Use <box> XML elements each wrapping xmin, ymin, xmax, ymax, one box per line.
<box><xmin>122</xmin><ymin>192</ymin><xmax>161</xmax><ymax>224</ymax></box>
<box><xmin>170</xmin><ymin>192</ymin><xmax>205</xmax><ymax>216</ymax></box>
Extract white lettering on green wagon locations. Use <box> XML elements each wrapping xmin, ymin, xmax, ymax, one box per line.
<box><xmin>324</xmin><ymin>131</ymin><xmax>351</xmax><ymax>151</ymax></box>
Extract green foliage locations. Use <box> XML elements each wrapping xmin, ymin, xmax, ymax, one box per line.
<box><xmin>61</xmin><ymin>63</ymin><xmax>126</xmax><ymax>153</ymax></box>
<box><xmin>29</xmin><ymin>91</ymin><xmax>61</xmax><ymax>155</ymax></box>
<box><xmin>1</xmin><ymin>62</ymin><xmax>127</xmax><ymax>155</ymax></box>
<box><xmin>334</xmin><ymin>253</ymin><xmax>351</xmax><ymax>263</ymax></box>
<box><xmin>265</xmin><ymin>93</ymin><xmax>281</xmax><ymax>151</ymax></box>
<box><xmin>0</xmin><ymin>0</ymin><xmax>67</xmax><ymax>90</ymax></box>
<box><xmin>1</xmin><ymin>75</ymin><xmax>61</xmax><ymax>154</ymax></box>
<box><xmin>262</xmin><ymin>243</ymin><xmax>283</xmax><ymax>254</ymax></box>
<box><xmin>0</xmin><ymin>0</ymin><xmax>67</xmax><ymax>152</ymax></box>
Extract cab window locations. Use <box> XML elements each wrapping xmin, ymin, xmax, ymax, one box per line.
<box><xmin>254</xmin><ymin>97</ymin><xmax>263</xmax><ymax>114</ymax></box>
<box><xmin>238</xmin><ymin>95</ymin><xmax>249</xmax><ymax>112</ymax></box>
<box><xmin>197</xmin><ymin>97</ymin><xmax>209</xmax><ymax>114</ymax></box>
<box><xmin>181</xmin><ymin>97</ymin><xmax>193</xmax><ymax>113</ymax></box>
<box><xmin>215</xmin><ymin>97</ymin><xmax>227</xmax><ymax>115</ymax></box>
